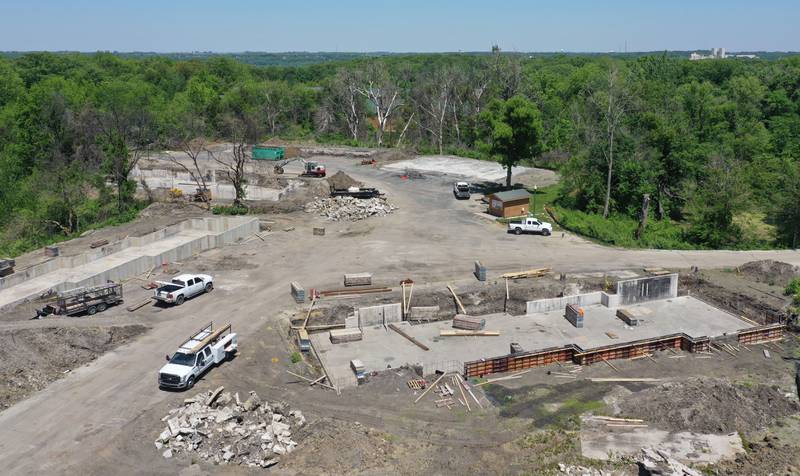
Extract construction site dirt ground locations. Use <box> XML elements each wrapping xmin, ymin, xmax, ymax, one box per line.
<box><xmin>0</xmin><ymin>148</ymin><xmax>800</xmax><ymax>475</ymax></box>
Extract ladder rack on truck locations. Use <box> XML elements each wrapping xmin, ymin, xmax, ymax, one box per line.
<box><xmin>179</xmin><ymin>322</ymin><xmax>233</xmax><ymax>354</ymax></box>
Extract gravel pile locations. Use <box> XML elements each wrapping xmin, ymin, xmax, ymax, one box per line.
<box><xmin>305</xmin><ymin>196</ymin><xmax>396</xmax><ymax>221</ymax></box>
<box><xmin>156</xmin><ymin>387</ymin><xmax>305</xmax><ymax>468</ymax></box>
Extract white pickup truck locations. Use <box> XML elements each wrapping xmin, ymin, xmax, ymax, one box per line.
<box><xmin>154</xmin><ymin>273</ymin><xmax>213</xmax><ymax>305</ymax></box>
<box><xmin>508</xmin><ymin>217</ymin><xmax>553</xmax><ymax>236</ymax></box>
<box><xmin>158</xmin><ymin>322</ymin><xmax>237</xmax><ymax>390</ymax></box>
<box><xmin>453</xmin><ymin>181</ymin><xmax>471</xmax><ymax>199</ymax></box>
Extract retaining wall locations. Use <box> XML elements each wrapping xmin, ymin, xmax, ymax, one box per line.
<box><xmin>0</xmin><ymin>217</ymin><xmax>258</xmax><ymax>309</ymax></box>
<box><xmin>616</xmin><ymin>274</ymin><xmax>678</xmax><ymax>305</ymax></box>
<box><xmin>357</xmin><ymin>303</ymin><xmax>403</xmax><ymax>327</ymax></box>
<box><xmin>526</xmin><ymin>292</ymin><xmax>603</xmax><ymax>314</ymax></box>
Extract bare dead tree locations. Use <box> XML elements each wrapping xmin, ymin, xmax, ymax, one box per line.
<box><xmin>208</xmin><ymin>115</ymin><xmax>254</xmax><ymax>207</ymax></box>
<box><xmin>163</xmin><ymin>106</ymin><xmax>214</xmax><ymax>209</ymax></box>
<box><xmin>355</xmin><ymin>64</ymin><xmax>402</xmax><ymax>147</ymax></box>
<box><xmin>579</xmin><ymin>65</ymin><xmax>633</xmax><ymax>218</ymax></box>
<box><xmin>414</xmin><ymin>68</ymin><xmax>455</xmax><ymax>154</ymax></box>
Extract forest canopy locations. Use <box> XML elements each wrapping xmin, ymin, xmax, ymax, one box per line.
<box><xmin>1</xmin><ymin>51</ymin><xmax>799</xmax><ymax>255</ymax></box>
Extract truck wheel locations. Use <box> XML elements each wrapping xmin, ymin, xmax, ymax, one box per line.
<box><xmin>205</xmin><ymin>283</ymin><xmax>213</xmax><ymax>293</ymax></box>
<box><xmin>514</xmin><ymin>228</ymin><xmax>522</xmax><ymax>235</ymax></box>
<box><xmin>176</xmin><ymin>295</ymin><xmax>185</xmax><ymax>306</ymax></box>
<box><xmin>186</xmin><ymin>376</ymin><xmax>195</xmax><ymax>389</ymax></box>
<box><xmin>87</xmin><ymin>306</ymin><xmax>97</xmax><ymax>315</ymax></box>
<box><xmin>97</xmin><ymin>303</ymin><xmax>108</xmax><ymax>312</ymax></box>
<box><xmin>543</xmin><ymin>229</ymin><xmax>551</xmax><ymax>236</ymax></box>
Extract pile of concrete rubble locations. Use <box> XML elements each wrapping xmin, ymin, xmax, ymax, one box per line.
<box><xmin>155</xmin><ymin>386</ymin><xmax>305</xmax><ymax>468</ymax></box>
<box><xmin>305</xmin><ymin>196</ymin><xmax>396</xmax><ymax>221</ymax></box>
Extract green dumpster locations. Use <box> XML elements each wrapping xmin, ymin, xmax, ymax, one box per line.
<box><xmin>251</xmin><ymin>146</ymin><xmax>285</xmax><ymax>160</ymax></box>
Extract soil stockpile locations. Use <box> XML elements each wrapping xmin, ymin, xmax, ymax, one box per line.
<box><xmin>326</xmin><ymin>171</ymin><xmax>362</xmax><ymax>190</ymax></box>
<box><xmin>305</xmin><ymin>196</ymin><xmax>396</xmax><ymax>221</ymax></box>
<box><xmin>739</xmin><ymin>260</ymin><xmax>800</xmax><ymax>286</ymax></box>
<box><xmin>618</xmin><ymin>378</ymin><xmax>800</xmax><ymax>433</ymax></box>
<box><xmin>0</xmin><ymin>325</ymin><xmax>148</xmax><ymax>410</ymax></box>
<box><xmin>714</xmin><ymin>435</ymin><xmax>800</xmax><ymax>476</ymax></box>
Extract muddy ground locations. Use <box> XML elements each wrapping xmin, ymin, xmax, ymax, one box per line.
<box><xmin>0</xmin><ymin>324</ymin><xmax>148</xmax><ymax>410</ymax></box>
<box><xmin>681</xmin><ymin>260</ymin><xmax>799</xmax><ymax>325</ymax></box>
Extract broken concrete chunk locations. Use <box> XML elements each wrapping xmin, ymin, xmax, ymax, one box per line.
<box><xmin>215</xmin><ymin>407</ymin><xmax>235</xmax><ymax>423</ymax></box>
<box><xmin>205</xmin><ymin>386</ymin><xmax>225</xmax><ymax>406</ymax></box>
<box><xmin>272</xmin><ymin>443</ymin><xmax>286</xmax><ymax>455</ymax></box>
<box><xmin>167</xmin><ymin>417</ymin><xmax>181</xmax><ymax>436</ymax></box>
<box><xmin>162</xmin><ymin>449</ymin><xmax>173</xmax><ymax>459</ymax></box>
<box><xmin>261</xmin><ymin>458</ymin><xmax>279</xmax><ymax>468</ymax></box>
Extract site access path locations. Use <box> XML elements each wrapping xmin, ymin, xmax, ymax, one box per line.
<box><xmin>0</xmin><ymin>154</ymin><xmax>798</xmax><ymax>475</ymax></box>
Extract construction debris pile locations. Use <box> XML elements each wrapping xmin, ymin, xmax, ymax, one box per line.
<box><xmin>156</xmin><ymin>387</ymin><xmax>306</xmax><ymax>468</ymax></box>
<box><xmin>305</xmin><ymin>196</ymin><xmax>396</xmax><ymax>221</ymax></box>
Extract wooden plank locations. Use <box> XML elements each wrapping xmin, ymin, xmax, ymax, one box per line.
<box><xmin>414</xmin><ymin>372</ymin><xmax>448</xmax><ymax>403</ymax></box>
<box><xmin>602</xmin><ymin>357</ymin><xmax>620</xmax><ymax>373</ymax></box>
<box><xmin>440</xmin><ymin>330</ymin><xmax>500</xmax><ymax>337</ymax></box>
<box><xmin>188</xmin><ymin>324</ymin><xmax>231</xmax><ymax>353</ymax></box>
<box><xmin>588</xmin><ymin>378</ymin><xmax>660</xmax><ymax>382</ymax></box>
<box><xmin>454</xmin><ymin>376</ymin><xmax>470</xmax><ymax>412</ymax></box>
<box><xmin>447</xmin><ymin>285</ymin><xmax>467</xmax><ymax>315</ymax></box>
<box><xmin>763</xmin><ymin>349</ymin><xmax>771</xmax><ymax>359</ymax></box>
<box><xmin>388</xmin><ymin>324</ymin><xmax>430</xmax><ymax>351</ymax></box>
<box><xmin>309</xmin><ymin>375</ymin><xmax>326</xmax><ymax>386</ymax></box>
<box><xmin>302</xmin><ymin>298</ymin><xmax>316</xmax><ymax>329</ymax></box>
<box><xmin>126</xmin><ymin>297</ymin><xmax>152</xmax><ymax>312</ymax></box>
<box><xmin>286</xmin><ymin>370</ymin><xmax>335</xmax><ymax>390</ymax></box>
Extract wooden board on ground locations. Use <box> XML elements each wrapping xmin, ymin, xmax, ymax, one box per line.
<box><xmin>440</xmin><ymin>330</ymin><xmax>500</xmax><ymax>337</ymax></box>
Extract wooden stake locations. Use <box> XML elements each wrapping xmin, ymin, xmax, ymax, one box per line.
<box><xmin>454</xmin><ymin>376</ymin><xmax>470</xmax><ymax>412</ymax></box>
<box><xmin>302</xmin><ymin>298</ymin><xmax>316</xmax><ymax>329</ymax></box>
<box><xmin>286</xmin><ymin>370</ymin><xmax>335</xmax><ymax>390</ymax></box>
<box><xmin>602</xmin><ymin>357</ymin><xmax>620</xmax><ymax>373</ymax></box>
<box><xmin>461</xmin><ymin>379</ymin><xmax>483</xmax><ymax>409</ymax></box>
<box><xmin>447</xmin><ymin>285</ymin><xmax>467</xmax><ymax>315</ymax></box>
<box><xmin>406</xmin><ymin>283</ymin><xmax>414</xmax><ymax>314</ymax></box>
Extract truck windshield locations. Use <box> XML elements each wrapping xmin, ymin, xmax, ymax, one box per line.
<box><xmin>457</xmin><ymin>185</ymin><xmax>469</xmax><ymax>190</ymax></box>
<box><xmin>169</xmin><ymin>353</ymin><xmax>196</xmax><ymax>366</ymax></box>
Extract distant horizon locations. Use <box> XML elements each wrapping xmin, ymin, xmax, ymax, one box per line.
<box><xmin>1</xmin><ymin>1</ymin><xmax>797</xmax><ymax>53</ymax></box>
<box><xmin>2</xmin><ymin>49</ymin><xmax>798</xmax><ymax>55</ymax></box>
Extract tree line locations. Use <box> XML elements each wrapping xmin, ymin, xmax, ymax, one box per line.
<box><xmin>0</xmin><ymin>51</ymin><xmax>799</xmax><ymax>256</ymax></box>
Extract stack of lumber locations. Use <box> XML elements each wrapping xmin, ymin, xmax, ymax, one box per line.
<box><xmin>616</xmin><ymin>308</ymin><xmax>640</xmax><ymax>326</ymax></box>
<box><xmin>329</xmin><ymin>328</ymin><xmax>363</xmax><ymax>344</ymax></box>
<box><xmin>344</xmin><ymin>273</ymin><xmax>372</xmax><ymax>287</ymax></box>
<box><xmin>500</xmin><ymin>267</ymin><xmax>550</xmax><ymax>280</ymax></box>
<box><xmin>453</xmin><ymin>314</ymin><xmax>485</xmax><ymax>330</ymax></box>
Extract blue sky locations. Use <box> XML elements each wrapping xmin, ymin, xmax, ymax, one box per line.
<box><xmin>0</xmin><ymin>0</ymin><xmax>797</xmax><ymax>52</ymax></box>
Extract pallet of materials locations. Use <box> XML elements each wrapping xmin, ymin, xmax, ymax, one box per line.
<box><xmin>474</xmin><ymin>261</ymin><xmax>487</xmax><ymax>281</ymax></box>
<box><xmin>453</xmin><ymin>314</ymin><xmax>485</xmax><ymax>330</ymax></box>
<box><xmin>344</xmin><ymin>273</ymin><xmax>372</xmax><ymax>287</ymax></box>
<box><xmin>330</xmin><ymin>328</ymin><xmax>363</xmax><ymax>344</ymax></box>
<box><xmin>565</xmin><ymin>303</ymin><xmax>584</xmax><ymax>328</ymax></box>
<box><xmin>616</xmin><ymin>308</ymin><xmax>640</xmax><ymax>326</ymax></box>
<box><xmin>290</xmin><ymin>282</ymin><xmax>305</xmax><ymax>303</ymax></box>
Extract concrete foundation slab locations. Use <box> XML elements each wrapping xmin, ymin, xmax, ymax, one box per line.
<box><xmin>310</xmin><ymin>296</ymin><xmax>753</xmax><ymax>388</ymax></box>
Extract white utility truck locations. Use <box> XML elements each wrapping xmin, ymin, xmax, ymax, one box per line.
<box><xmin>158</xmin><ymin>322</ymin><xmax>237</xmax><ymax>390</ymax></box>
<box><xmin>507</xmin><ymin>217</ymin><xmax>553</xmax><ymax>236</ymax></box>
<box><xmin>154</xmin><ymin>273</ymin><xmax>213</xmax><ymax>305</ymax></box>
<box><xmin>453</xmin><ymin>181</ymin><xmax>471</xmax><ymax>199</ymax></box>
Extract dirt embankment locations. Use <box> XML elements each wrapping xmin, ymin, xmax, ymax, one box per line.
<box><xmin>714</xmin><ymin>435</ymin><xmax>800</xmax><ymax>476</ymax></box>
<box><xmin>0</xmin><ymin>325</ymin><xmax>148</xmax><ymax>410</ymax></box>
<box><xmin>618</xmin><ymin>378</ymin><xmax>800</xmax><ymax>434</ymax></box>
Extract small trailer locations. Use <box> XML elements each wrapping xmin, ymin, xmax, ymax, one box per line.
<box><xmin>36</xmin><ymin>282</ymin><xmax>123</xmax><ymax>317</ymax></box>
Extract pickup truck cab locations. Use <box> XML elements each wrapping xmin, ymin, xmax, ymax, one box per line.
<box><xmin>453</xmin><ymin>182</ymin><xmax>471</xmax><ymax>199</ymax></box>
<box><xmin>159</xmin><ymin>322</ymin><xmax>237</xmax><ymax>390</ymax></box>
<box><xmin>154</xmin><ymin>273</ymin><xmax>213</xmax><ymax>305</ymax></box>
<box><xmin>508</xmin><ymin>217</ymin><xmax>553</xmax><ymax>236</ymax></box>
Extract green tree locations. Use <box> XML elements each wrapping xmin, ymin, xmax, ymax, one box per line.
<box><xmin>477</xmin><ymin>95</ymin><xmax>544</xmax><ymax>188</ymax></box>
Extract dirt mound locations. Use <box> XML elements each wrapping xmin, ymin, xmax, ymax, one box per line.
<box><xmin>618</xmin><ymin>378</ymin><xmax>800</xmax><ymax>433</ymax></box>
<box><xmin>739</xmin><ymin>260</ymin><xmax>800</xmax><ymax>285</ymax></box>
<box><xmin>714</xmin><ymin>435</ymin><xmax>800</xmax><ymax>476</ymax></box>
<box><xmin>326</xmin><ymin>171</ymin><xmax>362</xmax><ymax>190</ymax></box>
<box><xmin>374</xmin><ymin>148</ymin><xmax>413</xmax><ymax>163</ymax></box>
<box><xmin>0</xmin><ymin>325</ymin><xmax>148</xmax><ymax>410</ymax></box>
<box><xmin>281</xmin><ymin>419</ymin><xmax>396</xmax><ymax>475</ymax></box>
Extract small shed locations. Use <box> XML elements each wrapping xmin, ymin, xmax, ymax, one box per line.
<box><xmin>487</xmin><ymin>189</ymin><xmax>531</xmax><ymax>218</ymax></box>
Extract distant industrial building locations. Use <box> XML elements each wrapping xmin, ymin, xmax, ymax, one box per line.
<box><xmin>689</xmin><ymin>48</ymin><xmax>758</xmax><ymax>61</ymax></box>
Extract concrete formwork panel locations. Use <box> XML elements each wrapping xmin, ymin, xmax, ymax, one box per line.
<box><xmin>526</xmin><ymin>292</ymin><xmax>602</xmax><ymax>315</ymax></box>
<box><xmin>357</xmin><ymin>303</ymin><xmax>403</xmax><ymax>327</ymax></box>
<box><xmin>616</xmin><ymin>274</ymin><xmax>678</xmax><ymax>305</ymax></box>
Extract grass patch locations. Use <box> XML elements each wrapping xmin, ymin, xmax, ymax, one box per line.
<box><xmin>212</xmin><ymin>205</ymin><xmax>249</xmax><ymax>216</ymax></box>
<box><xmin>548</xmin><ymin>206</ymin><xmax>699</xmax><ymax>250</ymax></box>
<box><xmin>289</xmin><ymin>351</ymin><xmax>302</xmax><ymax>364</ymax></box>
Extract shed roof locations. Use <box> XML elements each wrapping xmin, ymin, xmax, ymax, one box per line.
<box><xmin>490</xmin><ymin>189</ymin><xmax>531</xmax><ymax>202</ymax></box>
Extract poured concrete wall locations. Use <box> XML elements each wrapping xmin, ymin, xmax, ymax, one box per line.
<box><xmin>0</xmin><ymin>217</ymin><xmax>258</xmax><ymax>310</ymax></box>
<box><xmin>357</xmin><ymin>303</ymin><xmax>403</xmax><ymax>327</ymax></box>
<box><xmin>616</xmin><ymin>274</ymin><xmax>678</xmax><ymax>305</ymax></box>
<box><xmin>526</xmin><ymin>292</ymin><xmax>603</xmax><ymax>315</ymax></box>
